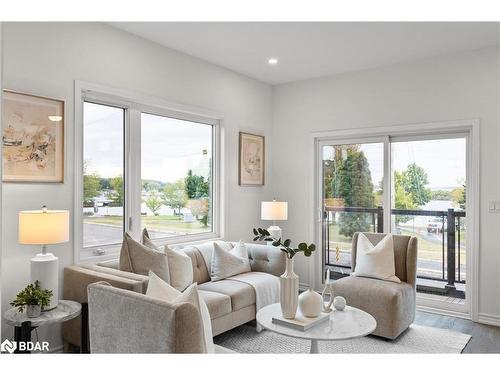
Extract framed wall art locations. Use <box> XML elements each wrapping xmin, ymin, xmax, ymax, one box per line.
<box><xmin>239</xmin><ymin>131</ymin><xmax>265</xmax><ymax>186</ymax></box>
<box><xmin>2</xmin><ymin>90</ymin><xmax>64</xmax><ymax>182</ymax></box>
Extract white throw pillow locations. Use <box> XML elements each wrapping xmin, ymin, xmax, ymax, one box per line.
<box><xmin>352</xmin><ymin>233</ymin><xmax>401</xmax><ymax>283</ymax></box>
<box><xmin>210</xmin><ymin>242</ymin><xmax>251</xmax><ymax>281</ymax></box>
<box><xmin>146</xmin><ymin>271</ymin><xmax>214</xmax><ymax>354</ymax></box>
<box><xmin>194</xmin><ymin>241</ymin><xmax>234</xmax><ymax>275</ymax></box>
<box><xmin>164</xmin><ymin>246</ymin><xmax>194</xmax><ymax>292</ymax></box>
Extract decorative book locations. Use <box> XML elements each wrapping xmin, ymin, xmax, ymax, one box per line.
<box><xmin>272</xmin><ymin>311</ymin><xmax>330</xmax><ymax>331</ymax></box>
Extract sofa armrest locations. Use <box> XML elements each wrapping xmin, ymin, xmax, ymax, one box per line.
<box><xmin>245</xmin><ymin>243</ymin><xmax>286</xmax><ymax>277</ymax></box>
<box><xmin>88</xmin><ymin>282</ymin><xmax>204</xmax><ymax>353</ymax></box>
<box><xmin>62</xmin><ymin>266</ymin><xmax>146</xmax><ymax>348</ymax></box>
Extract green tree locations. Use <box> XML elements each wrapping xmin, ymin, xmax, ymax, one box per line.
<box><xmin>336</xmin><ymin>150</ymin><xmax>375</xmax><ymax>238</ymax></box>
<box><xmin>143</xmin><ymin>191</ymin><xmax>164</xmax><ymax>216</ymax></box>
<box><xmin>185</xmin><ymin>169</ymin><xmax>209</xmax><ymax>199</ymax></box>
<box><xmin>83</xmin><ymin>162</ymin><xmax>101</xmax><ymax>203</ymax></box>
<box><xmin>452</xmin><ymin>183</ymin><xmax>466</xmax><ymax>210</ymax></box>
<box><xmin>110</xmin><ymin>175</ymin><xmax>124</xmax><ymax>207</ymax></box>
<box><xmin>402</xmin><ymin>163</ymin><xmax>431</xmax><ymax>206</ymax></box>
<box><xmin>163</xmin><ymin>180</ymin><xmax>188</xmax><ymax>215</ymax></box>
<box><xmin>394</xmin><ymin>171</ymin><xmax>417</xmax><ymax>225</ymax></box>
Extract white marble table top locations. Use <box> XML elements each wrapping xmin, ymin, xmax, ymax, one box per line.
<box><xmin>256</xmin><ymin>303</ymin><xmax>376</xmax><ymax>341</ymax></box>
<box><xmin>4</xmin><ymin>300</ymin><xmax>82</xmax><ymax>327</ymax></box>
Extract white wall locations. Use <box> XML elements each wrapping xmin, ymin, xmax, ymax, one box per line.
<box><xmin>0</xmin><ymin>22</ymin><xmax>274</xmax><ymax>347</ymax></box>
<box><xmin>272</xmin><ymin>47</ymin><xmax>500</xmax><ymax>323</ymax></box>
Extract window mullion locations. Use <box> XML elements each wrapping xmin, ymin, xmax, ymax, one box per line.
<box><xmin>126</xmin><ymin>107</ymin><xmax>142</xmax><ymax>239</ymax></box>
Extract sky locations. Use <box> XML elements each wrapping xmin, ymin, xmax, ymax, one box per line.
<box><xmin>84</xmin><ymin>102</ymin><xmax>212</xmax><ymax>182</ymax></box>
<box><xmin>323</xmin><ymin>137</ymin><xmax>466</xmax><ymax>190</ymax></box>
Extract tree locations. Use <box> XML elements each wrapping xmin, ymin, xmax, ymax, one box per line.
<box><xmin>394</xmin><ymin>171</ymin><xmax>417</xmax><ymax>225</ymax></box>
<box><xmin>143</xmin><ymin>191</ymin><xmax>163</xmax><ymax>216</ymax></box>
<box><xmin>163</xmin><ymin>180</ymin><xmax>188</xmax><ymax>215</ymax></box>
<box><xmin>452</xmin><ymin>183</ymin><xmax>466</xmax><ymax>210</ymax></box>
<box><xmin>110</xmin><ymin>175</ymin><xmax>124</xmax><ymax>207</ymax></box>
<box><xmin>402</xmin><ymin>163</ymin><xmax>431</xmax><ymax>206</ymax></box>
<box><xmin>83</xmin><ymin>161</ymin><xmax>101</xmax><ymax>204</ymax></box>
<box><xmin>185</xmin><ymin>169</ymin><xmax>209</xmax><ymax>199</ymax></box>
<box><xmin>187</xmin><ymin>198</ymin><xmax>209</xmax><ymax>227</ymax></box>
<box><xmin>336</xmin><ymin>150</ymin><xmax>375</xmax><ymax>238</ymax></box>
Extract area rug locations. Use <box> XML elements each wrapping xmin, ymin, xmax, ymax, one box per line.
<box><xmin>214</xmin><ymin>323</ymin><xmax>471</xmax><ymax>354</ymax></box>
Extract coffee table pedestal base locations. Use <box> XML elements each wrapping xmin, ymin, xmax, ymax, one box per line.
<box><xmin>310</xmin><ymin>339</ymin><xmax>319</xmax><ymax>353</ymax></box>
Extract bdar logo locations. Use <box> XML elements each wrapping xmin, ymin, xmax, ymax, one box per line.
<box><xmin>1</xmin><ymin>339</ymin><xmax>17</xmax><ymax>354</ymax></box>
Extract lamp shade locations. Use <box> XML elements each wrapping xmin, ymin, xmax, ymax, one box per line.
<box><xmin>19</xmin><ymin>209</ymin><xmax>69</xmax><ymax>245</ymax></box>
<box><xmin>261</xmin><ymin>201</ymin><xmax>288</xmax><ymax>221</ymax></box>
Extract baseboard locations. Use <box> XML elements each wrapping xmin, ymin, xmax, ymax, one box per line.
<box><xmin>478</xmin><ymin>313</ymin><xmax>500</xmax><ymax>327</ymax></box>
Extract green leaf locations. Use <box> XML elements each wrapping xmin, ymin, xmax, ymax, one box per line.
<box><xmin>258</xmin><ymin>228</ymin><xmax>265</xmax><ymax>235</ymax></box>
<box><xmin>272</xmin><ymin>240</ymin><xmax>280</xmax><ymax>247</ymax></box>
<box><xmin>263</xmin><ymin>228</ymin><xmax>271</xmax><ymax>236</ymax></box>
<box><xmin>298</xmin><ymin>242</ymin><xmax>308</xmax><ymax>251</ymax></box>
<box><xmin>304</xmin><ymin>250</ymin><xmax>312</xmax><ymax>257</ymax></box>
<box><xmin>253</xmin><ymin>228</ymin><xmax>258</xmax><ymax>235</ymax></box>
<box><xmin>253</xmin><ymin>236</ymin><xmax>260</xmax><ymax>241</ymax></box>
<box><xmin>308</xmin><ymin>244</ymin><xmax>316</xmax><ymax>252</ymax></box>
<box><xmin>283</xmin><ymin>239</ymin><xmax>291</xmax><ymax>247</ymax></box>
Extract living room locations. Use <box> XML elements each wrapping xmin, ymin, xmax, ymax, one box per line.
<box><xmin>1</xmin><ymin>1</ymin><xmax>499</xmax><ymax>372</ymax></box>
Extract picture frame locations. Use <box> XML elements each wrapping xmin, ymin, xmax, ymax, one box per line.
<box><xmin>2</xmin><ymin>90</ymin><xmax>65</xmax><ymax>182</ymax></box>
<box><xmin>239</xmin><ymin>131</ymin><xmax>265</xmax><ymax>186</ymax></box>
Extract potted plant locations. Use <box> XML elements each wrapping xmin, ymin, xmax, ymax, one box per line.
<box><xmin>253</xmin><ymin>228</ymin><xmax>316</xmax><ymax>319</ymax></box>
<box><xmin>10</xmin><ymin>281</ymin><xmax>53</xmax><ymax>318</ymax></box>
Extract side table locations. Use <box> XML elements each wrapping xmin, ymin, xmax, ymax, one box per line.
<box><xmin>3</xmin><ymin>300</ymin><xmax>82</xmax><ymax>354</ymax></box>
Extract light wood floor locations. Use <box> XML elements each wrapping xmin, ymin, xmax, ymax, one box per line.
<box><xmin>415</xmin><ymin>310</ymin><xmax>500</xmax><ymax>353</ymax></box>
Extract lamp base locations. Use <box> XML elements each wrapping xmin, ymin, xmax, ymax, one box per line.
<box><xmin>267</xmin><ymin>225</ymin><xmax>282</xmax><ymax>241</ymax></box>
<box><xmin>31</xmin><ymin>252</ymin><xmax>59</xmax><ymax>310</ymax></box>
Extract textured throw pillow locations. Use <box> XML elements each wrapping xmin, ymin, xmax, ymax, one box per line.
<box><xmin>352</xmin><ymin>233</ymin><xmax>401</xmax><ymax>283</ymax></box>
<box><xmin>146</xmin><ymin>271</ymin><xmax>214</xmax><ymax>354</ymax></box>
<box><xmin>194</xmin><ymin>241</ymin><xmax>234</xmax><ymax>275</ymax></box>
<box><xmin>119</xmin><ymin>232</ymin><xmax>170</xmax><ymax>283</ymax></box>
<box><xmin>141</xmin><ymin>227</ymin><xmax>160</xmax><ymax>250</ymax></box>
<box><xmin>164</xmin><ymin>246</ymin><xmax>194</xmax><ymax>291</ymax></box>
<box><xmin>210</xmin><ymin>242</ymin><xmax>251</xmax><ymax>281</ymax></box>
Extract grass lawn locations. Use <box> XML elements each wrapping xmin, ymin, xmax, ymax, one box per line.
<box><xmin>85</xmin><ymin>214</ymin><xmax>208</xmax><ymax>234</ymax></box>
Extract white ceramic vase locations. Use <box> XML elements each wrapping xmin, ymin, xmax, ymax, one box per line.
<box><xmin>298</xmin><ymin>288</ymin><xmax>323</xmax><ymax>318</ymax></box>
<box><xmin>280</xmin><ymin>257</ymin><xmax>299</xmax><ymax>319</ymax></box>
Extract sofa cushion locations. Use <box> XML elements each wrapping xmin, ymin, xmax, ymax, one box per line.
<box><xmin>332</xmin><ymin>275</ymin><xmax>415</xmax><ymax>339</ymax></box>
<box><xmin>119</xmin><ymin>233</ymin><xmax>170</xmax><ymax>283</ymax></box>
<box><xmin>198</xmin><ymin>290</ymin><xmax>232</xmax><ymax>319</ymax></box>
<box><xmin>183</xmin><ymin>246</ymin><xmax>211</xmax><ymax>284</ymax></box>
<box><xmin>199</xmin><ymin>279</ymin><xmax>256</xmax><ymax>311</ymax></box>
<box><xmin>210</xmin><ymin>242</ymin><xmax>251</xmax><ymax>281</ymax></box>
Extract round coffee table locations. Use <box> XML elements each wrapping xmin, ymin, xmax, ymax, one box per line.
<box><xmin>256</xmin><ymin>303</ymin><xmax>376</xmax><ymax>353</ymax></box>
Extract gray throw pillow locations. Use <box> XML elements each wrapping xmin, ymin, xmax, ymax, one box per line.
<box><xmin>119</xmin><ymin>232</ymin><xmax>170</xmax><ymax>283</ymax></box>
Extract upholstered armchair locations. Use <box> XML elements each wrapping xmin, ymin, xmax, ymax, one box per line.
<box><xmin>332</xmin><ymin>232</ymin><xmax>418</xmax><ymax>340</ymax></box>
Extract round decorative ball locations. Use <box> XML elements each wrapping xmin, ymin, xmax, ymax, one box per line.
<box><xmin>298</xmin><ymin>288</ymin><xmax>323</xmax><ymax>318</ymax></box>
<box><xmin>333</xmin><ymin>296</ymin><xmax>346</xmax><ymax>311</ymax></box>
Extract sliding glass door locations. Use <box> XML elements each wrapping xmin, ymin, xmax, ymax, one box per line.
<box><xmin>320</xmin><ymin>133</ymin><xmax>468</xmax><ymax>307</ymax></box>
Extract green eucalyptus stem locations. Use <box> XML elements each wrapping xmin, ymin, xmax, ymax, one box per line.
<box><xmin>252</xmin><ymin>227</ymin><xmax>316</xmax><ymax>259</ymax></box>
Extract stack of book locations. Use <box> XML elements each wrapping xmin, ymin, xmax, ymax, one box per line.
<box><xmin>272</xmin><ymin>311</ymin><xmax>330</xmax><ymax>331</ymax></box>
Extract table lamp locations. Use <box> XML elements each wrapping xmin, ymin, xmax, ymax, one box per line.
<box><xmin>18</xmin><ymin>206</ymin><xmax>69</xmax><ymax>310</ymax></box>
<box><xmin>261</xmin><ymin>200</ymin><xmax>288</xmax><ymax>240</ymax></box>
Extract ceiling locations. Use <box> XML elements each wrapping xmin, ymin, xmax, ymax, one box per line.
<box><xmin>111</xmin><ymin>22</ymin><xmax>500</xmax><ymax>85</ymax></box>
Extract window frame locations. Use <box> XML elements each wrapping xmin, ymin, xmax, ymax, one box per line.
<box><xmin>311</xmin><ymin>119</ymin><xmax>480</xmax><ymax>320</ymax></box>
<box><xmin>74</xmin><ymin>81</ymin><xmax>224</xmax><ymax>263</ymax></box>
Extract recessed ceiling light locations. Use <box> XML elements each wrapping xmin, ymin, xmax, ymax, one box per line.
<box><xmin>268</xmin><ymin>58</ymin><xmax>279</xmax><ymax>65</ymax></box>
<box><xmin>48</xmin><ymin>115</ymin><xmax>62</xmax><ymax>122</ymax></box>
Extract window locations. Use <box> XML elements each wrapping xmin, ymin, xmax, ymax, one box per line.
<box><xmin>83</xmin><ymin>102</ymin><xmax>125</xmax><ymax>250</ymax></box>
<box><xmin>77</xmin><ymin>85</ymin><xmax>220</xmax><ymax>261</ymax></box>
<box><xmin>140</xmin><ymin>113</ymin><xmax>214</xmax><ymax>239</ymax></box>
<box><xmin>319</xmin><ymin>128</ymin><xmax>472</xmax><ymax>309</ymax></box>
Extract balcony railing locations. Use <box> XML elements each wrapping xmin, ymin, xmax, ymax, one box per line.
<box><xmin>323</xmin><ymin>206</ymin><xmax>465</xmax><ymax>293</ymax></box>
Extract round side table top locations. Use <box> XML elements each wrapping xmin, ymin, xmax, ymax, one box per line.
<box><xmin>3</xmin><ymin>300</ymin><xmax>82</xmax><ymax>327</ymax></box>
<box><xmin>256</xmin><ymin>303</ymin><xmax>376</xmax><ymax>341</ymax></box>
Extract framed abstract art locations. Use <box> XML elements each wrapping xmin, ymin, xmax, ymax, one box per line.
<box><xmin>239</xmin><ymin>131</ymin><xmax>265</xmax><ymax>186</ymax></box>
<box><xmin>2</xmin><ymin>90</ymin><xmax>64</xmax><ymax>182</ymax></box>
